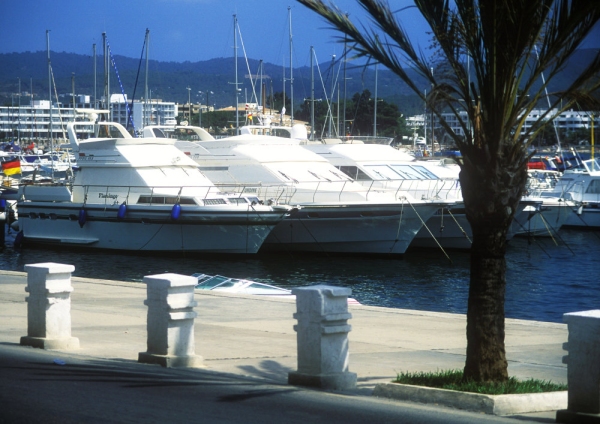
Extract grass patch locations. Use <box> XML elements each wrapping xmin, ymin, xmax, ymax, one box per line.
<box><xmin>393</xmin><ymin>369</ymin><xmax>567</xmax><ymax>395</ymax></box>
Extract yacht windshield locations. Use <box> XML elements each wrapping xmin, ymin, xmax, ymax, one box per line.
<box><xmin>583</xmin><ymin>158</ymin><xmax>600</xmax><ymax>173</ymax></box>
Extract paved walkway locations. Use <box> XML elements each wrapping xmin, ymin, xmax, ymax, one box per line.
<box><xmin>0</xmin><ymin>270</ymin><xmax>569</xmax><ymax>422</ymax></box>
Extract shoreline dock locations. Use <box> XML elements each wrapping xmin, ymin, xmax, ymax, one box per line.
<box><xmin>0</xmin><ymin>269</ymin><xmax>569</xmax><ymax>422</ymax></box>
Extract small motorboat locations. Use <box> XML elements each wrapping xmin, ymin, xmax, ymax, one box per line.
<box><xmin>193</xmin><ymin>273</ymin><xmax>361</xmax><ymax>304</ymax></box>
<box><xmin>193</xmin><ymin>273</ymin><xmax>293</xmax><ymax>297</ymax></box>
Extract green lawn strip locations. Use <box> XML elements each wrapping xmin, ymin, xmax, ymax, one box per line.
<box><xmin>393</xmin><ymin>369</ymin><xmax>567</xmax><ymax>395</ymax></box>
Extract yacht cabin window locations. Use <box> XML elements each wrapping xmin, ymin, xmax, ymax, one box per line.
<box><xmin>404</xmin><ymin>165</ymin><xmax>439</xmax><ymax>180</ymax></box>
<box><xmin>363</xmin><ymin>164</ymin><xmax>403</xmax><ymax>180</ymax></box>
<box><xmin>337</xmin><ymin>166</ymin><xmax>371</xmax><ymax>181</ymax></box>
<box><xmin>137</xmin><ymin>196</ymin><xmax>198</xmax><ymax>205</ymax></box>
<box><xmin>586</xmin><ymin>179</ymin><xmax>600</xmax><ymax>194</ymax></box>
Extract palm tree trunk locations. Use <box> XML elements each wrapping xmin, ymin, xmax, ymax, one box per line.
<box><xmin>460</xmin><ymin>157</ymin><xmax>527</xmax><ymax>382</ymax></box>
<box><xmin>464</xmin><ymin>227</ymin><xmax>509</xmax><ymax>382</ymax></box>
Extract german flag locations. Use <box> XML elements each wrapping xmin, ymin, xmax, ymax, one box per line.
<box><xmin>1</xmin><ymin>159</ymin><xmax>21</xmax><ymax>176</ymax></box>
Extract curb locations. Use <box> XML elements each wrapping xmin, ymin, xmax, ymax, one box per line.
<box><xmin>373</xmin><ymin>383</ymin><xmax>567</xmax><ymax>415</ymax></box>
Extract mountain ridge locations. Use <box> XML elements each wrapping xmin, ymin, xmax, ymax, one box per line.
<box><xmin>1</xmin><ymin>49</ymin><xmax>596</xmax><ymax>117</ymax></box>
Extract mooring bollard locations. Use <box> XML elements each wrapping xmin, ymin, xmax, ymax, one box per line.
<box><xmin>288</xmin><ymin>285</ymin><xmax>357</xmax><ymax>390</ymax></box>
<box><xmin>556</xmin><ymin>309</ymin><xmax>600</xmax><ymax>423</ymax></box>
<box><xmin>138</xmin><ymin>273</ymin><xmax>202</xmax><ymax>368</ymax></box>
<box><xmin>20</xmin><ymin>262</ymin><xmax>80</xmax><ymax>350</ymax></box>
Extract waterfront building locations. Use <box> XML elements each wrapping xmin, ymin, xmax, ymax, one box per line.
<box><xmin>0</xmin><ymin>96</ymin><xmax>178</xmax><ymax>145</ymax></box>
<box><xmin>409</xmin><ymin>108</ymin><xmax>598</xmax><ymax>144</ymax></box>
<box><xmin>110</xmin><ymin>94</ymin><xmax>177</xmax><ymax>130</ymax></box>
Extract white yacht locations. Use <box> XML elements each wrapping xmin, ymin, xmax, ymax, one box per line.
<box><xmin>539</xmin><ymin>157</ymin><xmax>600</xmax><ymax>228</ymax></box>
<box><xmin>146</xmin><ymin>126</ymin><xmax>449</xmax><ymax>255</ymax></box>
<box><xmin>15</xmin><ymin>113</ymin><xmax>291</xmax><ymax>253</ymax></box>
<box><xmin>303</xmin><ymin>142</ymin><xmax>473</xmax><ymax>249</ymax></box>
<box><xmin>302</xmin><ymin>141</ymin><xmax>568</xmax><ymax>247</ymax></box>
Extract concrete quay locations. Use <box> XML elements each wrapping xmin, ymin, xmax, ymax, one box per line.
<box><xmin>0</xmin><ymin>269</ymin><xmax>569</xmax><ymax>423</ymax></box>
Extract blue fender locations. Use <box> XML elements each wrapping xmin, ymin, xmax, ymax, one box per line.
<box><xmin>78</xmin><ymin>209</ymin><xmax>87</xmax><ymax>228</ymax></box>
<box><xmin>117</xmin><ymin>203</ymin><xmax>127</xmax><ymax>220</ymax></box>
<box><xmin>171</xmin><ymin>204</ymin><xmax>181</xmax><ymax>220</ymax></box>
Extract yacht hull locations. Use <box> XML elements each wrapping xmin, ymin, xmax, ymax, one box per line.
<box><xmin>261</xmin><ymin>203</ymin><xmax>440</xmax><ymax>255</ymax></box>
<box><xmin>513</xmin><ymin>200</ymin><xmax>574</xmax><ymax>236</ymax></box>
<box><xmin>17</xmin><ymin>202</ymin><xmax>284</xmax><ymax>253</ymax></box>
<box><xmin>563</xmin><ymin>204</ymin><xmax>600</xmax><ymax>228</ymax></box>
<box><xmin>411</xmin><ymin>210</ymin><xmax>473</xmax><ymax>250</ymax></box>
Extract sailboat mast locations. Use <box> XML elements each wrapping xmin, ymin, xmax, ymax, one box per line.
<box><xmin>373</xmin><ymin>63</ymin><xmax>378</xmax><ymax>137</ymax></box>
<box><xmin>234</xmin><ymin>14</ymin><xmax>239</xmax><ymax>135</ymax></box>
<box><xmin>259</xmin><ymin>59</ymin><xmax>263</xmax><ymax>114</ymax></box>
<box><xmin>342</xmin><ymin>35</ymin><xmax>347</xmax><ymax>137</ymax></box>
<box><xmin>288</xmin><ymin>6</ymin><xmax>294</xmax><ymax>126</ymax></box>
<box><xmin>310</xmin><ymin>46</ymin><xmax>315</xmax><ymax>141</ymax></box>
<box><xmin>282</xmin><ymin>59</ymin><xmax>286</xmax><ymax>125</ymax></box>
<box><xmin>93</xmin><ymin>43</ymin><xmax>97</xmax><ymax>109</ymax></box>
<box><xmin>103</xmin><ymin>32</ymin><xmax>111</xmax><ymax>121</ymax></box>
<box><xmin>328</xmin><ymin>54</ymin><xmax>335</xmax><ymax>138</ymax></box>
<box><xmin>144</xmin><ymin>29</ymin><xmax>150</xmax><ymax>127</ymax></box>
<box><xmin>47</xmin><ymin>30</ymin><xmax>52</xmax><ymax>147</ymax></box>
<box><xmin>592</xmin><ymin>114</ymin><xmax>595</xmax><ymax>170</ymax></box>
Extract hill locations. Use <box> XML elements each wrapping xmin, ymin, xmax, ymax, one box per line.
<box><xmin>0</xmin><ymin>49</ymin><xmax>596</xmax><ymax>118</ymax></box>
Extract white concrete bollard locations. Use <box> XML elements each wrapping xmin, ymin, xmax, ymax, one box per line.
<box><xmin>138</xmin><ymin>273</ymin><xmax>202</xmax><ymax>368</ymax></box>
<box><xmin>556</xmin><ymin>309</ymin><xmax>600</xmax><ymax>423</ymax></box>
<box><xmin>20</xmin><ymin>262</ymin><xmax>80</xmax><ymax>350</ymax></box>
<box><xmin>288</xmin><ymin>285</ymin><xmax>357</xmax><ymax>390</ymax></box>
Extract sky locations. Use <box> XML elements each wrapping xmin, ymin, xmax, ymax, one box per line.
<box><xmin>1</xmin><ymin>0</ymin><xmax>599</xmax><ymax>68</ymax></box>
<box><xmin>0</xmin><ymin>0</ymin><xmax>433</xmax><ymax>67</ymax></box>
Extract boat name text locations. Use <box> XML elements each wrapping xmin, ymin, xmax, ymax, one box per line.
<box><xmin>98</xmin><ymin>193</ymin><xmax>119</xmax><ymax>200</ymax></box>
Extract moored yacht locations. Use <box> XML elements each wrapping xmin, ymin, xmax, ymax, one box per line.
<box><xmin>145</xmin><ymin>126</ymin><xmax>450</xmax><ymax>255</ymax></box>
<box><xmin>538</xmin><ymin>158</ymin><xmax>600</xmax><ymax>228</ymax></box>
<box><xmin>301</xmin><ymin>141</ymin><xmax>563</xmax><ymax>248</ymax></box>
<box><xmin>303</xmin><ymin>141</ymin><xmax>474</xmax><ymax>249</ymax></box>
<box><xmin>15</xmin><ymin>113</ymin><xmax>291</xmax><ymax>253</ymax></box>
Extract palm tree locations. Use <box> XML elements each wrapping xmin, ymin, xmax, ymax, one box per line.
<box><xmin>297</xmin><ymin>0</ymin><xmax>600</xmax><ymax>382</ymax></box>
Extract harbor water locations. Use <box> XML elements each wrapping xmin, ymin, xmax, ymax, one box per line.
<box><xmin>1</xmin><ymin>228</ymin><xmax>598</xmax><ymax>323</ymax></box>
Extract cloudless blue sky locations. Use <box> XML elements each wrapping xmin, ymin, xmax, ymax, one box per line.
<box><xmin>0</xmin><ymin>0</ymin><xmax>434</xmax><ymax>67</ymax></box>
<box><xmin>2</xmin><ymin>0</ymin><xmax>598</xmax><ymax>68</ymax></box>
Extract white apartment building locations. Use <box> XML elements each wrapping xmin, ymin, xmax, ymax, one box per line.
<box><xmin>110</xmin><ymin>94</ymin><xmax>177</xmax><ymax>131</ymax></box>
<box><xmin>0</xmin><ymin>96</ymin><xmax>177</xmax><ymax>144</ymax></box>
<box><xmin>409</xmin><ymin>108</ymin><xmax>597</xmax><ymax>140</ymax></box>
<box><xmin>0</xmin><ymin>100</ymin><xmax>80</xmax><ymax>143</ymax></box>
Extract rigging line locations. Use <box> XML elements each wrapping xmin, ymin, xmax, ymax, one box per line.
<box><xmin>512</xmin><ymin>208</ymin><xmax>560</xmax><ymax>257</ymax></box>
<box><xmin>406</xmin><ymin>199</ymin><xmax>453</xmax><ymax>264</ymax></box>
<box><xmin>249</xmin><ymin>198</ymin><xmax>298</xmax><ymax>259</ymax></box>
<box><xmin>129</xmin><ymin>30</ymin><xmax>147</xmax><ymax>130</ymax></box>
<box><xmin>293</xmin><ymin>209</ymin><xmax>332</xmax><ymax>256</ymax></box>
<box><xmin>447</xmin><ymin>208</ymin><xmax>472</xmax><ymax>243</ymax></box>
<box><xmin>137</xmin><ymin>223</ymin><xmax>165</xmax><ymax>251</ymax></box>
<box><xmin>520</xmin><ymin>217</ymin><xmax>555</xmax><ymax>258</ymax></box>
<box><xmin>539</xmin><ymin>208</ymin><xmax>576</xmax><ymax>254</ymax></box>
<box><xmin>49</xmin><ymin>66</ymin><xmax>67</xmax><ymax>140</ymax></box>
<box><xmin>106</xmin><ymin>39</ymin><xmax>137</xmax><ymax>135</ymax></box>
<box><xmin>246</xmin><ymin>203</ymin><xmax>250</xmax><ymax>254</ymax></box>
<box><xmin>236</xmin><ymin>20</ymin><xmax>259</xmax><ymax>107</ymax></box>
<box><xmin>314</xmin><ymin>55</ymin><xmax>336</xmax><ymax>140</ymax></box>
<box><xmin>538</xmin><ymin>211</ymin><xmax>559</xmax><ymax>246</ymax></box>
<box><xmin>389</xmin><ymin>197</ymin><xmax>405</xmax><ymax>253</ymax></box>
<box><xmin>569</xmin><ymin>202</ymin><xmax>600</xmax><ymax>238</ymax></box>
<box><xmin>534</xmin><ymin>46</ymin><xmax>563</xmax><ymax>158</ymax></box>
